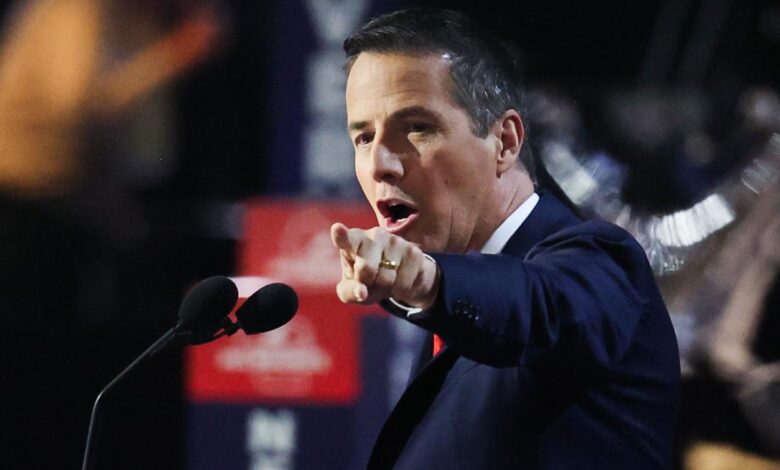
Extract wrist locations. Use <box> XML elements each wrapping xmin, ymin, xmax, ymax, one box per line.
<box><xmin>417</xmin><ymin>253</ymin><xmax>440</xmax><ymax>310</ymax></box>
<box><xmin>385</xmin><ymin>253</ymin><xmax>440</xmax><ymax>319</ymax></box>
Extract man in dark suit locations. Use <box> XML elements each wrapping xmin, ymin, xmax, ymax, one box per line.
<box><xmin>330</xmin><ymin>8</ymin><xmax>680</xmax><ymax>469</ymax></box>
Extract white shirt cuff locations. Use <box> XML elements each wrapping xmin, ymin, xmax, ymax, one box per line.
<box><xmin>386</xmin><ymin>253</ymin><xmax>437</xmax><ymax>319</ymax></box>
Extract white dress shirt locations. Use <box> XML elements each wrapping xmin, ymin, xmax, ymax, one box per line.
<box><xmin>479</xmin><ymin>192</ymin><xmax>539</xmax><ymax>255</ymax></box>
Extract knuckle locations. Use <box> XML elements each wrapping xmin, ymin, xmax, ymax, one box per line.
<box><xmin>355</xmin><ymin>262</ymin><xmax>377</xmax><ymax>283</ymax></box>
<box><xmin>403</xmin><ymin>243</ymin><xmax>418</xmax><ymax>258</ymax></box>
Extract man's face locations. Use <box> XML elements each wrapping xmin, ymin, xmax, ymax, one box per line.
<box><xmin>346</xmin><ymin>52</ymin><xmax>500</xmax><ymax>253</ymax></box>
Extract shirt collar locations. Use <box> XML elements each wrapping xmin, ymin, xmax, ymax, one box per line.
<box><xmin>480</xmin><ymin>193</ymin><xmax>539</xmax><ymax>255</ymax></box>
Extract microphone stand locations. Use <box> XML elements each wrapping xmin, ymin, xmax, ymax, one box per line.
<box><xmin>81</xmin><ymin>328</ymin><xmax>184</xmax><ymax>470</ymax></box>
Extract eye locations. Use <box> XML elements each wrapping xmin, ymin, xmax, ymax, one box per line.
<box><xmin>354</xmin><ymin>132</ymin><xmax>374</xmax><ymax>147</ymax></box>
<box><xmin>407</xmin><ymin>122</ymin><xmax>430</xmax><ymax>134</ymax></box>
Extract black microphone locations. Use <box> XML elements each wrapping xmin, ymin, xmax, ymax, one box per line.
<box><xmin>182</xmin><ymin>276</ymin><xmax>240</xmax><ymax>344</ymax></box>
<box><xmin>81</xmin><ymin>276</ymin><xmax>239</xmax><ymax>470</ymax></box>
<box><xmin>221</xmin><ymin>282</ymin><xmax>299</xmax><ymax>336</ymax></box>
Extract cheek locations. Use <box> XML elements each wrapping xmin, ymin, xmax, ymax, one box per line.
<box><xmin>355</xmin><ymin>161</ymin><xmax>373</xmax><ymax>195</ymax></box>
<box><xmin>355</xmin><ymin>162</ymin><xmax>383</xmax><ymax>223</ymax></box>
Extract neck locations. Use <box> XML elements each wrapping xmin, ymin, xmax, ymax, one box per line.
<box><xmin>465</xmin><ymin>168</ymin><xmax>535</xmax><ymax>251</ymax></box>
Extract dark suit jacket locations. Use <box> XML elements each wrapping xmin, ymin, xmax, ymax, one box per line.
<box><xmin>371</xmin><ymin>193</ymin><xmax>680</xmax><ymax>469</ymax></box>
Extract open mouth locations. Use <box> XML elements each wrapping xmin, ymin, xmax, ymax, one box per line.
<box><xmin>377</xmin><ymin>199</ymin><xmax>419</xmax><ymax>232</ymax></box>
<box><xmin>388</xmin><ymin>203</ymin><xmax>415</xmax><ymax>221</ymax></box>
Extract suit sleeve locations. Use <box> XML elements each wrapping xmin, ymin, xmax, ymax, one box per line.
<box><xmin>409</xmin><ymin>222</ymin><xmax>649</xmax><ymax>374</ymax></box>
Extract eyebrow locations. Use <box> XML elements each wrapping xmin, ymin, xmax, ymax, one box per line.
<box><xmin>347</xmin><ymin>105</ymin><xmax>444</xmax><ymax>132</ymax></box>
<box><xmin>348</xmin><ymin>120</ymin><xmax>370</xmax><ymax>132</ymax></box>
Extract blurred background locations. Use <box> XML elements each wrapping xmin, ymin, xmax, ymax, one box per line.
<box><xmin>0</xmin><ymin>0</ymin><xmax>777</xmax><ymax>469</ymax></box>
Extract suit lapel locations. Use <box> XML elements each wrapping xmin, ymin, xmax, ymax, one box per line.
<box><xmin>408</xmin><ymin>333</ymin><xmax>434</xmax><ymax>387</ymax></box>
<box><xmin>368</xmin><ymin>347</ymin><xmax>458</xmax><ymax>469</ymax></box>
<box><xmin>501</xmin><ymin>191</ymin><xmax>581</xmax><ymax>258</ymax></box>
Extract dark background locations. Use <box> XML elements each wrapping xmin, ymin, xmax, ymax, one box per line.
<box><xmin>0</xmin><ymin>0</ymin><xmax>776</xmax><ymax>468</ymax></box>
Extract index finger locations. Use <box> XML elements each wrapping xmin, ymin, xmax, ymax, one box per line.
<box><xmin>330</xmin><ymin>222</ymin><xmax>364</xmax><ymax>254</ymax></box>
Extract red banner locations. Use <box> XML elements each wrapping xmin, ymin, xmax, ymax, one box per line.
<box><xmin>185</xmin><ymin>200</ymin><xmax>378</xmax><ymax>404</ymax></box>
<box><xmin>238</xmin><ymin>199</ymin><xmax>376</xmax><ymax>286</ymax></box>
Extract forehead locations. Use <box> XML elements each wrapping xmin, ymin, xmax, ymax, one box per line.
<box><xmin>345</xmin><ymin>52</ymin><xmax>459</xmax><ymax>121</ymax></box>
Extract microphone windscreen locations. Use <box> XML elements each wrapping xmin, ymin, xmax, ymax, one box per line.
<box><xmin>236</xmin><ymin>283</ymin><xmax>298</xmax><ymax>334</ymax></box>
<box><xmin>177</xmin><ymin>276</ymin><xmax>238</xmax><ymax>338</ymax></box>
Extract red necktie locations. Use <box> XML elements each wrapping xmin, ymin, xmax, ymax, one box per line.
<box><xmin>433</xmin><ymin>334</ymin><xmax>444</xmax><ymax>356</ymax></box>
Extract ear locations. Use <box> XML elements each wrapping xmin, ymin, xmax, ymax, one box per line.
<box><xmin>493</xmin><ymin>110</ymin><xmax>524</xmax><ymax>177</ymax></box>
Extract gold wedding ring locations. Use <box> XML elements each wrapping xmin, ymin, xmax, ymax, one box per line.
<box><xmin>379</xmin><ymin>257</ymin><xmax>400</xmax><ymax>271</ymax></box>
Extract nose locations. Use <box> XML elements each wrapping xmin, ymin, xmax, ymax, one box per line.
<box><xmin>370</xmin><ymin>136</ymin><xmax>404</xmax><ymax>184</ymax></box>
